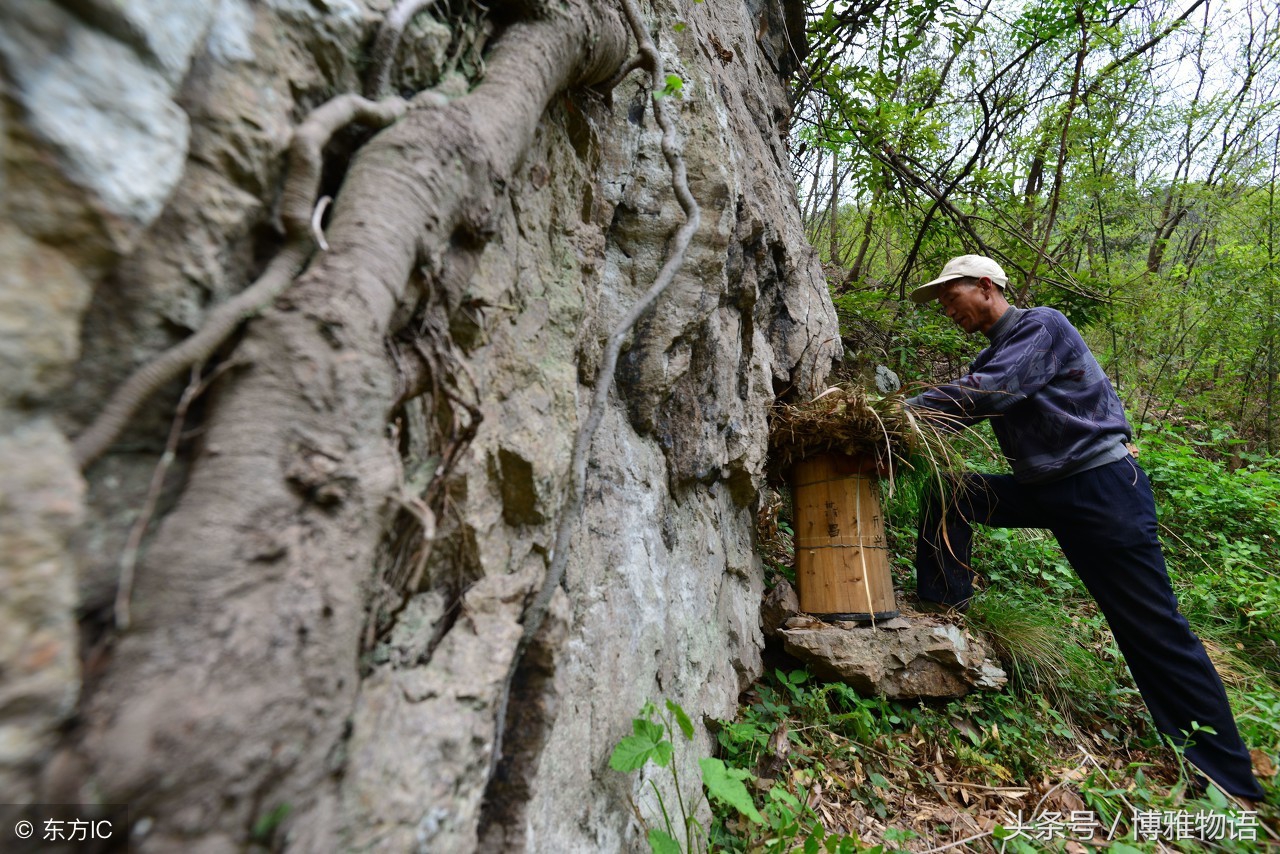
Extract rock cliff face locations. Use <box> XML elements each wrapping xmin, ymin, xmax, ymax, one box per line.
<box><xmin>0</xmin><ymin>0</ymin><xmax>838</xmax><ymax>849</ymax></box>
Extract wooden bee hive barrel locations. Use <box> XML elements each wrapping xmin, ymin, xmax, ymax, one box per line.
<box><xmin>790</xmin><ymin>452</ymin><xmax>898</xmax><ymax>620</ymax></box>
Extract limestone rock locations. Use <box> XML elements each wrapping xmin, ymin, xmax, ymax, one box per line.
<box><xmin>0</xmin><ymin>1</ymin><xmax>191</xmax><ymax>257</ymax></box>
<box><xmin>0</xmin><ymin>421</ymin><xmax>83</xmax><ymax>801</ymax></box>
<box><xmin>56</xmin><ymin>0</ymin><xmax>219</xmax><ymax>84</ymax></box>
<box><xmin>784</xmin><ymin>614</ymin><xmax>822</xmax><ymax>629</ymax></box>
<box><xmin>0</xmin><ymin>224</ymin><xmax>92</xmax><ymax>408</ymax></box>
<box><xmin>779</xmin><ymin>621</ymin><xmax>1008</xmax><ymax>699</ymax></box>
<box><xmin>762</xmin><ymin>579</ymin><xmax>800</xmax><ymax>638</ymax></box>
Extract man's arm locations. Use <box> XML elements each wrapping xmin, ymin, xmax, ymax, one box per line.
<box><xmin>907</xmin><ymin>315</ymin><xmax>1060</xmax><ymax>421</ymax></box>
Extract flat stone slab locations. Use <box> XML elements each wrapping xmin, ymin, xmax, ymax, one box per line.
<box><xmin>779</xmin><ymin>620</ymin><xmax>1007</xmax><ymax>699</ymax></box>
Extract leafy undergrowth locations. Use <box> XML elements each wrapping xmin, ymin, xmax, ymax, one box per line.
<box><xmin>640</xmin><ymin>422</ymin><xmax>1280</xmax><ymax>852</ymax></box>
<box><xmin>696</xmin><ymin>666</ymin><xmax>1276</xmax><ymax>852</ymax></box>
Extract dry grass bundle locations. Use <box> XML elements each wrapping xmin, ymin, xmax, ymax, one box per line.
<box><xmin>767</xmin><ymin>383</ymin><xmax>964</xmax><ymax>485</ymax></box>
<box><xmin>755</xmin><ymin>489</ymin><xmax>794</xmax><ymax>569</ymax></box>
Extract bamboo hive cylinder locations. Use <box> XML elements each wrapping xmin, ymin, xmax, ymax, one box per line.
<box><xmin>790</xmin><ymin>452</ymin><xmax>898</xmax><ymax>620</ymax></box>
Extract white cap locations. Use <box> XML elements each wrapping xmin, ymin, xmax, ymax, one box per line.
<box><xmin>910</xmin><ymin>255</ymin><xmax>1008</xmax><ymax>303</ymax></box>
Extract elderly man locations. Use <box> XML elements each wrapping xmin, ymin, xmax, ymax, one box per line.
<box><xmin>905</xmin><ymin>254</ymin><xmax>1264</xmax><ymax>802</ymax></box>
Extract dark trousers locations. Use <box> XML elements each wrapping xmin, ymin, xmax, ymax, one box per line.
<box><xmin>916</xmin><ymin>457</ymin><xmax>1264</xmax><ymax>799</ymax></box>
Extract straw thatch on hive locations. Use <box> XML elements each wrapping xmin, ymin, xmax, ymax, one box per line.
<box><xmin>767</xmin><ymin>384</ymin><xmax>955</xmax><ymax>482</ymax></box>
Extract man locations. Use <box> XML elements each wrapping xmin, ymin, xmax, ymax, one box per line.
<box><xmin>905</xmin><ymin>254</ymin><xmax>1265</xmax><ymax>803</ymax></box>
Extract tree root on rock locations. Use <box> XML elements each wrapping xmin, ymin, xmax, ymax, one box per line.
<box><xmin>72</xmin><ymin>2</ymin><xmax>629</xmax><ymax>846</ymax></box>
<box><xmin>366</xmin><ymin>0</ymin><xmax>442</xmax><ymax>99</ymax></box>
<box><xmin>72</xmin><ymin>94</ymin><xmax>410</xmax><ymax>469</ymax></box>
<box><xmin>487</xmin><ymin>0</ymin><xmax>703</xmax><ymax>785</ymax></box>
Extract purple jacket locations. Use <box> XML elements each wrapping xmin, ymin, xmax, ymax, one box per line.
<box><xmin>907</xmin><ymin>306</ymin><xmax>1131</xmax><ymax>483</ymax></box>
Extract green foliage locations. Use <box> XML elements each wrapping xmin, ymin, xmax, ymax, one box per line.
<box><xmin>609</xmin><ymin>699</ymin><xmax>704</xmax><ymax>853</ymax></box>
<box><xmin>831</xmin><ymin>287</ymin><xmax>976</xmax><ymax>382</ymax></box>
<box><xmin>710</xmin><ymin>666</ymin><xmax>1138</xmax><ymax>848</ymax></box>
<box><xmin>710</xmin><ymin>649</ymin><xmax>1276</xmax><ymax>849</ymax></box>
<box><xmin>250</xmin><ymin>803</ymin><xmax>291</xmax><ymax>845</ymax></box>
<box><xmin>657</xmin><ymin>74</ymin><xmax>684</xmax><ymax>99</ymax></box>
<box><xmin>1138</xmin><ymin>426</ymin><xmax>1280</xmax><ymax>667</ymax></box>
<box><xmin>1235</xmin><ymin>687</ymin><xmax>1280</xmax><ymax>754</ymax></box>
<box><xmin>610</xmin><ymin>715</ymin><xmax>674</xmax><ymax>772</ymax></box>
<box><xmin>729</xmin><ymin>421</ymin><xmax>1278</xmax><ymax>850</ymax></box>
<box><xmin>648</xmin><ymin>828</ymin><xmax>682</xmax><ymax>854</ymax></box>
<box><xmin>967</xmin><ymin>590</ymin><xmax>1110</xmax><ymax>710</ymax></box>
<box><xmin>698</xmin><ymin>758</ymin><xmax>763</xmax><ymax>823</ymax></box>
<box><xmin>740</xmin><ymin>2</ymin><xmax>1280</xmax><ymax>845</ymax></box>
<box><xmin>1011</xmin><ymin>0</ymin><xmax>1114</xmax><ymax>46</ymax></box>
<box><xmin>798</xmin><ymin>0</ymin><xmax>1280</xmax><ymax>453</ymax></box>
<box><xmin>668</xmin><ymin>698</ymin><xmax>695</xmax><ymax>740</ymax></box>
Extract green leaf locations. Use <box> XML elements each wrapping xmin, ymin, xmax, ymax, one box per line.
<box><xmin>635</xmin><ymin>717</ymin><xmax>664</xmax><ymax>741</ymax></box>
<box><xmin>609</xmin><ymin>718</ymin><xmax>671</xmax><ymax>772</ymax></box>
<box><xmin>659</xmin><ymin>74</ymin><xmax>684</xmax><ymax>99</ymax></box>
<box><xmin>699</xmin><ymin>757</ymin><xmax>764</xmax><ymax>823</ymax></box>
<box><xmin>767</xmin><ymin>783</ymin><xmax>801</xmax><ymax>810</ymax></box>
<box><xmin>1109</xmin><ymin>844</ymin><xmax>1145</xmax><ymax>854</ymax></box>
<box><xmin>609</xmin><ymin>734</ymin><xmax>657</xmax><ymax>772</ymax></box>
<box><xmin>647</xmin><ymin>828</ymin><xmax>682</xmax><ymax>854</ymax></box>
<box><xmin>251</xmin><ymin>803</ymin><xmax>291</xmax><ymax>842</ymax></box>
<box><xmin>673</xmin><ymin>22</ymin><xmax>686</xmax><ymax>33</ymax></box>
<box><xmin>666</xmin><ymin>699</ymin><xmax>695</xmax><ymax>740</ymax></box>
<box><xmin>1206</xmin><ymin>784</ymin><xmax>1230</xmax><ymax>810</ymax></box>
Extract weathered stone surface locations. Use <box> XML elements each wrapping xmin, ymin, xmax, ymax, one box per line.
<box><xmin>0</xmin><ymin>152</ymin><xmax>91</xmax><ymax>809</ymax></box>
<box><xmin>332</xmin><ymin>574</ymin><xmax>530</xmax><ymax>853</ymax></box>
<box><xmin>57</xmin><ymin>0</ymin><xmax>218</xmax><ymax>84</ymax></box>
<box><xmin>780</xmin><ymin>621</ymin><xmax>1008</xmax><ymax>699</ymax></box>
<box><xmin>0</xmin><ymin>421</ymin><xmax>83</xmax><ymax>801</ymax></box>
<box><xmin>0</xmin><ymin>225</ymin><xmax>92</xmax><ymax>408</ymax></box>
<box><xmin>762</xmin><ymin>579</ymin><xmax>800</xmax><ymax>638</ymax></box>
<box><xmin>0</xmin><ymin>0</ymin><xmax>191</xmax><ymax>257</ymax></box>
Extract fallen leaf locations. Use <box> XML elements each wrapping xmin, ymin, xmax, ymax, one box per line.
<box><xmin>1251</xmin><ymin>748</ymin><xmax>1276</xmax><ymax>779</ymax></box>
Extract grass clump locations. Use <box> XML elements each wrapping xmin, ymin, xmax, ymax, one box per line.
<box><xmin>966</xmin><ymin>591</ymin><xmax>1106</xmax><ymax>715</ymax></box>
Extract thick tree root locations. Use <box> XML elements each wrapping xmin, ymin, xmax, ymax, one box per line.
<box><xmin>74</xmin><ymin>2</ymin><xmax>628</xmax><ymax>847</ymax></box>
<box><xmin>71</xmin><ymin>242</ymin><xmax>309</xmax><ymax>468</ymax></box>
<box><xmin>113</xmin><ymin>362</ymin><xmax>232</xmax><ymax>630</ymax></box>
<box><xmin>72</xmin><ymin>94</ymin><xmax>409</xmax><ymax>469</ymax></box>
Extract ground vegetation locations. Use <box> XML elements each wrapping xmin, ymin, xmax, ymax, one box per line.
<box><xmin>662</xmin><ymin>0</ymin><xmax>1280</xmax><ymax>848</ymax></box>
